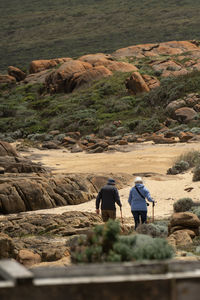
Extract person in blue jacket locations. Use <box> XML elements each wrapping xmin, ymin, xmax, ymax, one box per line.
<box><xmin>128</xmin><ymin>176</ymin><xmax>155</xmax><ymax>229</ymax></box>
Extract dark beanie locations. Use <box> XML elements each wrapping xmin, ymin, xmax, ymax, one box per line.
<box><xmin>107</xmin><ymin>178</ymin><xmax>115</xmax><ymax>185</ymax></box>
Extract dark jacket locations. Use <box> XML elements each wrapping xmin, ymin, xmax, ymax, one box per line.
<box><xmin>96</xmin><ymin>184</ymin><xmax>122</xmax><ymax>210</ymax></box>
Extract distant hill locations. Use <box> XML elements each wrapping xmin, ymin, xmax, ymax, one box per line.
<box><xmin>1</xmin><ymin>0</ymin><xmax>200</xmax><ymax>72</ymax></box>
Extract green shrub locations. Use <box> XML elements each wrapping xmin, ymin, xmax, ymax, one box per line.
<box><xmin>135</xmin><ymin>118</ymin><xmax>161</xmax><ymax>134</ymax></box>
<box><xmin>167</xmin><ymin>160</ymin><xmax>190</xmax><ymax>175</ymax></box>
<box><xmin>173</xmin><ymin>198</ymin><xmax>194</xmax><ymax>213</ymax></box>
<box><xmin>130</xmin><ymin>235</ymin><xmax>174</xmax><ymax>260</ymax></box>
<box><xmin>176</xmin><ymin>151</ymin><xmax>200</xmax><ymax>168</ymax></box>
<box><xmin>167</xmin><ymin>151</ymin><xmax>200</xmax><ymax>174</ymax></box>
<box><xmin>193</xmin><ymin>165</ymin><xmax>200</xmax><ymax>181</ymax></box>
<box><xmin>190</xmin><ymin>206</ymin><xmax>200</xmax><ymax>219</ymax></box>
<box><xmin>71</xmin><ymin>220</ymin><xmax>174</xmax><ymax>263</ymax></box>
<box><xmin>136</xmin><ymin>223</ymin><xmax>168</xmax><ymax>238</ymax></box>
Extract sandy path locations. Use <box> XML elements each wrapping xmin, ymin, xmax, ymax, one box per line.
<box><xmin>20</xmin><ymin>142</ymin><xmax>200</xmax><ymax>220</ymax></box>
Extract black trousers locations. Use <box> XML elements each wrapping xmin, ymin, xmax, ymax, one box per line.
<box><xmin>131</xmin><ymin>210</ymin><xmax>147</xmax><ymax>230</ymax></box>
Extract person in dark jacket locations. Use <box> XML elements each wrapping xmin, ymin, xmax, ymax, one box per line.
<box><xmin>96</xmin><ymin>178</ymin><xmax>122</xmax><ymax>222</ymax></box>
<box><xmin>128</xmin><ymin>176</ymin><xmax>155</xmax><ymax>229</ymax></box>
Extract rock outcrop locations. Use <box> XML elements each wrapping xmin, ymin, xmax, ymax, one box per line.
<box><xmin>8</xmin><ymin>66</ymin><xmax>26</xmax><ymax>82</ymax></box>
<box><xmin>125</xmin><ymin>72</ymin><xmax>160</xmax><ymax>95</ymax></box>
<box><xmin>0</xmin><ymin>140</ymin><xmax>45</xmax><ymax>173</ymax></box>
<box><xmin>29</xmin><ymin>58</ymin><xmax>72</xmax><ymax>73</ymax></box>
<box><xmin>0</xmin><ymin>211</ymin><xmax>103</xmax><ymax>266</ymax></box>
<box><xmin>45</xmin><ymin>59</ymin><xmax>93</xmax><ymax>93</ymax></box>
<box><xmin>0</xmin><ymin>141</ymin><xmax>18</xmax><ymax>157</ymax></box>
<box><xmin>169</xmin><ymin>212</ymin><xmax>200</xmax><ymax>230</ymax></box>
<box><xmin>0</xmin><ymin>233</ymin><xmax>16</xmax><ymax>259</ymax></box>
<box><xmin>79</xmin><ymin>53</ymin><xmax>138</xmax><ymax>72</ymax></box>
<box><xmin>0</xmin><ymin>74</ymin><xmax>16</xmax><ymax>85</ymax></box>
<box><xmin>0</xmin><ymin>173</ymin><xmax>132</xmax><ymax>214</ymax></box>
<box><xmin>113</xmin><ymin>41</ymin><xmax>199</xmax><ymax>59</ymax></box>
<box><xmin>168</xmin><ymin>212</ymin><xmax>200</xmax><ymax>248</ymax></box>
<box><xmin>174</xmin><ymin>107</ymin><xmax>197</xmax><ymax>123</ymax></box>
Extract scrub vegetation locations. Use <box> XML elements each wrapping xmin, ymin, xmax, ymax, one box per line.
<box><xmin>1</xmin><ymin>71</ymin><xmax>200</xmax><ymax>136</ymax></box>
<box><xmin>71</xmin><ymin>219</ymin><xmax>174</xmax><ymax>263</ymax></box>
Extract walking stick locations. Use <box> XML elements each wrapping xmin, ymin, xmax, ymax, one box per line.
<box><xmin>120</xmin><ymin>207</ymin><xmax>124</xmax><ymax>231</ymax></box>
<box><xmin>152</xmin><ymin>202</ymin><xmax>155</xmax><ymax>223</ymax></box>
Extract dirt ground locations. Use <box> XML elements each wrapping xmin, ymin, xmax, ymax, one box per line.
<box><xmin>21</xmin><ymin>142</ymin><xmax>200</xmax><ymax>220</ymax></box>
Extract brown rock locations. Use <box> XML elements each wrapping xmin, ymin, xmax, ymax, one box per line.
<box><xmin>0</xmin><ymin>156</ymin><xmax>45</xmax><ymax>173</ymax></box>
<box><xmin>29</xmin><ymin>58</ymin><xmax>71</xmax><ymax>73</ymax></box>
<box><xmin>79</xmin><ymin>53</ymin><xmax>113</xmax><ymax>64</ymax></box>
<box><xmin>125</xmin><ymin>72</ymin><xmax>150</xmax><ymax>95</ymax></box>
<box><xmin>8</xmin><ymin>66</ymin><xmax>26</xmax><ymax>81</ymax></box>
<box><xmin>79</xmin><ymin>53</ymin><xmax>138</xmax><ymax>72</ymax></box>
<box><xmin>62</xmin><ymin>136</ymin><xmax>77</xmax><ymax>145</ymax></box>
<box><xmin>71</xmin><ymin>144</ymin><xmax>83</xmax><ymax>153</ymax></box>
<box><xmin>23</xmin><ymin>69</ymin><xmax>52</xmax><ymax>85</ymax></box>
<box><xmin>174</xmin><ymin>107</ymin><xmax>197</xmax><ymax>123</ymax></box>
<box><xmin>0</xmin><ymin>141</ymin><xmax>18</xmax><ymax>157</ymax></box>
<box><xmin>105</xmin><ymin>61</ymin><xmax>137</xmax><ymax>72</ymax></box>
<box><xmin>113</xmin><ymin>41</ymin><xmax>199</xmax><ymax>59</ymax></box>
<box><xmin>151</xmin><ymin>60</ymin><xmax>184</xmax><ymax>76</ymax></box>
<box><xmin>194</xmin><ymin>104</ymin><xmax>200</xmax><ymax>112</ymax></box>
<box><xmin>0</xmin><ymin>74</ymin><xmax>16</xmax><ymax>85</ymax></box>
<box><xmin>168</xmin><ymin>230</ymin><xmax>193</xmax><ymax>247</ymax></box>
<box><xmin>164</xmin><ymin>131</ymin><xmax>178</xmax><ymax>138</ymax></box>
<box><xmin>184</xmin><ymin>93</ymin><xmax>200</xmax><ymax>106</ymax></box>
<box><xmin>162</xmin><ymin>69</ymin><xmax>188</xmax><ymax>78</ymax></box>
<box><xmin>118</xmin><ymin>140</ymin><xmax>128</xmax><ymax>145</ymax></box>
<box><xmin>45</xmin><ymin>60</ymin><xmax>93</xmax><ymax>93</ymax></box>
<box><xmin>41</xmin><ymin>141</ymin><xmax>60</xmax><ymax>149</ymax></box>
<box><xmin>67</xmin><ymin>66</ymin><xmax>112</xmax><ymax>91</ymax></box>
<box><xmin>0</xmin><ymin>233</ymin><xmax>15</xmax><ymax>258</ymax></box>
<box><xmin>0</xmin><ymin>167</ymin><xmax>5</xmax><ymax>174</ymax></box>
<box><xmin>166</xmin><ymin>99</ymin><xmax>186</xmax><ymax>115</ymax></box>
<box><xmin>146</xmin><ymin>133</ymin><xmax>177</xmax><ymax>144</ymax></box>
<box><xmin>142</xmin><ymin>74</ymin><xmax>160</xmax><ymax>89</ymax></box>
<box><xmin>65</xmin><ymin>132</ymin><xmax>81</xmax><ymax>139</ymax></box>
<box><xmin>170</xmin><ymin>212</ymin><xmax>200</xmax><ymax>228</ymax></box>
<box><xmin>178</xmin><ymin>132</ymin><xmax>194</xmax><ymax>142</ymax></box>
<box><xmin>17</xmin><ymin>249</ymin><xmax>41</xmax><ymax>267</ymax></box>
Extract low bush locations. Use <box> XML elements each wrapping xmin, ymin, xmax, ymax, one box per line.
<box><xmin>193</xmin><ymin>165</ymin><xmax>200</xmax><ymax>181</ymax></box>
<box><xmin>173</xmin><ymin>198</ymin><xmax>194</xmax><ymax>213</ymax></box>
<box><xmin>176</xmin><ymin>151</ymin><xmax>200</xmax><ymax>168</ymax></box>
<box><xmin>167</xmin><ymin>160</ymin><xmax>190</xmax><ymax>175</ymax></box>
<box><xmin>190</xmin><ymin>207</ymin><xmax>200</xmax><ymax>219</ymax></box>
<box><xmin>136</xmin><ymin>223</ymin><xmax>168</xmax><ymax>238</ymax></box>
<box><xmin>135</xmin><ymin>118</ymin><xmax>162</xmax><ymax>134</ymax></box>
<box><xmin>71</xmin><ymin>220</ymin><xmax>174</xmax><ymax>263</ymax></box>
<box><xmin>167</xmin><ymin>151</ymin><xmax>200</xmax><ymax>174</ymax></box>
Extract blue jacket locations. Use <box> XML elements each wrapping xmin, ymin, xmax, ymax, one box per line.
<box><xmin>128</xmin><ymin>184</ymin><xmax>154</xmax><ymax>212</ymax></box>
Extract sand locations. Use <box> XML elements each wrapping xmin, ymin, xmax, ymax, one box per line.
<box><xmin>20</xmin><ymin>141</ymin><xmax>200</xmax><ymax>220</ymax></box>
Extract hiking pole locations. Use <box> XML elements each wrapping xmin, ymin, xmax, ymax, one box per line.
<box><xmin>152</xmin><ymin>202</ymin><xmax>155</xmax><ymax>223</ymax></box>
<box><xmin>120</xmin><ymin>207</ymin><xmax>124</xmax><ymax>231</ymax></box>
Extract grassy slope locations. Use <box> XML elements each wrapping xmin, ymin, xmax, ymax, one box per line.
<box><xmin>1</xmin><ymin>71</ymin><xmax>200</xmax><ymax>136</ymax></box>
<box><xmin>1</xmin><ymin>0</ymin><xmax>200</xmax><ymax>71</ymax></box>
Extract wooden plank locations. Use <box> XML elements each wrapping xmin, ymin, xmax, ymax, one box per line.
<box><xmin>0</xmin><ymin>260</ymin><xmax>33</xmax><ymax>285</ymax></box>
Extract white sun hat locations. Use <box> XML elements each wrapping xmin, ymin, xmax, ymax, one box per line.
<box><xmin>134</xmin><ymin>176</ymin><xmax>143</xmax><ymax>183</ymax></box>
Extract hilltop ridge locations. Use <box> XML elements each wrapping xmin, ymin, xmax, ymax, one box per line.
<box><xmin>1</xmin><ymin>0</ymin><xmax>200</xmax><ymax>71</ymax></box>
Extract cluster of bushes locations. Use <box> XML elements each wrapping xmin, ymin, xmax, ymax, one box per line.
<box><xmin>1</xmin><ymin>69</ymin><xmax>200</xmax><ymax>137</ymax></box>
<box><xmin>167</xmin><ymin>151</ymin><xmax>200</xmax><ymax>181</ymax></box>
<box><xmin>173</xmin><ymin>198</ymin><xmax>194</xmax><ymax>213</ymax></box>
<box><xmin>71</xmin><ymin>220</ymin><xmax>174</xmax><ymax>263</ymax></box>
<box><xmin>136</xmin><ymin>222</ymin><xmax>168</xmax><ymax>238</ymax></box>
<box><xmin>173</xmin><ymin>197</ymin><xmax>200</xmax><ymax>220</ymax></box>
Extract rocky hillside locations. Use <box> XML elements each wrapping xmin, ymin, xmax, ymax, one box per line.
<box><xmin>1</xmin><ymin>0</ymin><xmax>200</xmax><ymax>71</ymax></box>
<box><xmin>1</xmin><ymin>40</ymin><xmax>200</xmax><ymax>144</ymax></box>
